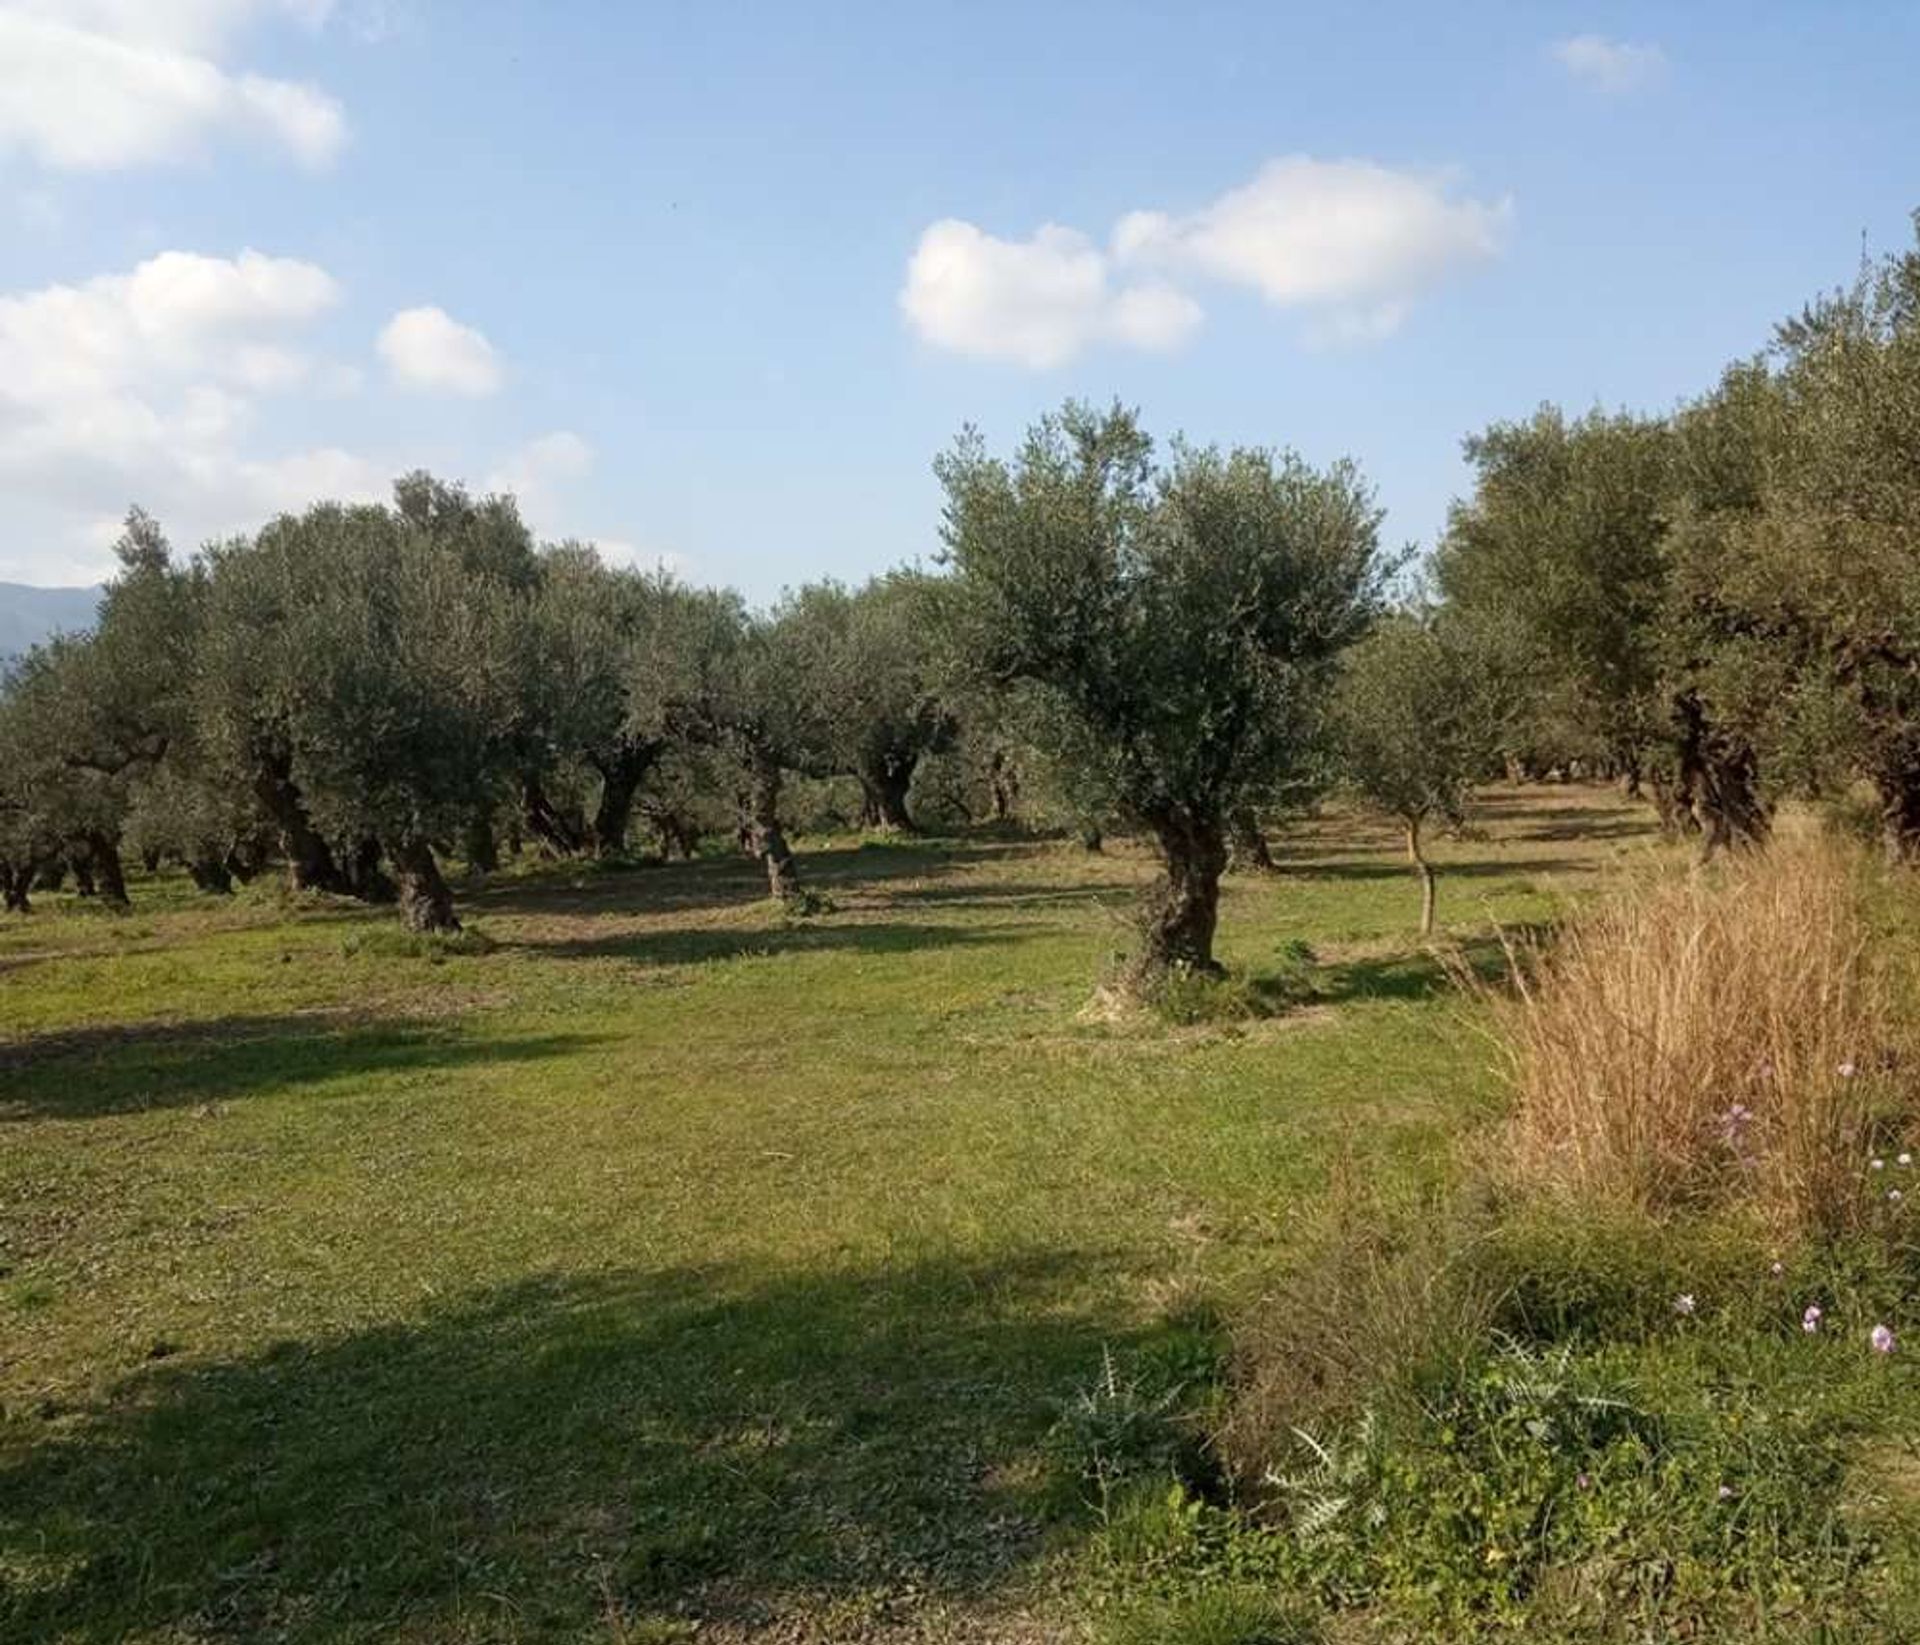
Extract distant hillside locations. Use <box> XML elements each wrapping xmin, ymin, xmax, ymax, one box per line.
<box><xmin>0</xmin><ymin>582</ymin><xmax>103</xmax><ymax>664</ymax></box>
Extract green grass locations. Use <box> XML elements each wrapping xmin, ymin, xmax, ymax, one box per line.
<box><xmin>1</xmin><ymin>787</ymin><xmax>1676</xmax><ymax>1641</ymax></box>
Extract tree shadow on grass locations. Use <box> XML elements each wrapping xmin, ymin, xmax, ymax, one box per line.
<box><xmin>1309</xmin><ymin>927</ymin><xmax>1553</xmax><ymax>1008</ymax></box>
<box><xmin>1262</xmin><ymin>852</ymin><xmax>1593</xmax><ymax>883</ymax></box>
<box><xmin>0</xmin><ymin>1250</ymin><xmax>1160</xmax><ymax>1642</ymax></box>
<box><xmin>471</xmin><ymin>837</ymin><xmax>1033</xmax><ymax>922</ymax></box>
<box><xmin>518</xmin><ymin>918</ymin><xmax>1026</xmax><ymax>968</ymax></box>
<box><xmin>0</xmin><ymin>1015</ymin><xmax>599</xmax><ymax>1122</ymax></box>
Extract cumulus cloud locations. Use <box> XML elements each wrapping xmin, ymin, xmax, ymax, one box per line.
<box><xmin>377</xmin><ymin>305</ymin><xmax>503</xmax><ymax>396</ymax></box>
<box><xmin>0</xmin><ymin>1</ymin><xmax>348</xmax><ymax>170</ymax></box>
<box><xmin>0</xmin><ymin>247</ymin><xmax>385</xmax><ymax>579</ymax></box>
<box><xmin>902</xmin><ymin>156</ymin><xmax>1509</xmax><ymax>365</ymax></box>
<box><xmin>900</xmin><ymin>220</ymin><xmax>1202</xmax><ymax>368</ymax></box>
<box><xmin>1554</xmin><ymin>34</ymin><xmax>1668</xmax><ymax>94</ymax></box>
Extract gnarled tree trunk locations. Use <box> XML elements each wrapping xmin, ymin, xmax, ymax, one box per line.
<box><xmin>188</xmin><ymin>856</ymin><xmax>234</xmax><ymax>895</ymax></box>
<box><xmin>254</xmin><ymin>752</ymin><xmax>348</xmax><ymax>893</ymax></box>
<box><xmin>860</xmin><ymin>751</ymin><xmax>918</xmax><ymax>834</ymax></box>
<box><xmin>1675</xmin><ymin>690</ymin><xmax>1769</xmax><ymax>862</ymax></box>
<box><xmin>391</xmin><ymin>837</ymin><xmax>461</xmax><ymax>932</ymax></box>
<box><xmin>743</xmin><ymin>749</ymin><xmax>802</xmax><ymax>903</ymax></box>
<box><xmin>1874</xmin><ymin>741</ymin><xmax>1920</xmax><ymax>865</ymax></box>
<box><xmin>344</xmin><ymin>837</ymin><xmax>396</xmax><ymax>904</ymax></box>
<box><xmin>522</xmin><ymin>771</ymin><xmax>587</xmax><ymax>857</ymax></box>
<box><xmin>589</xmin><ymin>740</ymin><xmax>662</xmax><ymax>857</ymax></box>
<box><xmin>1144</xmin><ymin>805</ymin><xmax>1228</xmax><ymax>976</ymax></box>
<box><xmin>82</xmin><ymin>831</ymin><xmax>130</xmax><ymax>908</ymax></box>
<box><xmin>463</xmin><ymin>815</ymin><xmax>500</xmax><ymax>875</ymax></box>
<box><xmin>1229</xmin><ymin>807</ymin><xmax>1279</xmax><ymax>874</ymax></box>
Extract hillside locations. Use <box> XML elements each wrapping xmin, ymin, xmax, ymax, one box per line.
<box><xmin>0</xmin><ymin>583</ymin><xmax>102</xmax><ymax>661</ymax></box>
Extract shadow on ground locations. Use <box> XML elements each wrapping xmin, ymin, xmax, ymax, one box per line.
<box><xmin>0</xmin><ymin>1250</ymin><xmax>1155</xmax><ymax>1642</ymax></box>
<box><xmin>514</xmin><ymin>917</ymin><xmax>1030</xmax><ymax>967</ymax></box>
<box><xmin>468</xmin><ymin>836</ymin><xmax>1032</xmax><ymax>921</ymax></box>
<box><xmin>0</xmin><ymin>1014</ymin><xmax>597</xmax><ymax>1122</ymax></box>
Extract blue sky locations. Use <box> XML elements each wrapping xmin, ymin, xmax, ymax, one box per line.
<box><xmin>2</xmin><ymin>1</ymin><xmax>1917</xmax><ymax>591</ymax></box>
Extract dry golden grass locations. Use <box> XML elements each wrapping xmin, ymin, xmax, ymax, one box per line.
<box><xmin>1489</xmin><ymin>835</ymin><xmax>1912</xmax><ymax>1236</ymax></box>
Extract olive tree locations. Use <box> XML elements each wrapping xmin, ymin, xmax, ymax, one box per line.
<box><xmin>1334</xmin><ymin>614</ymin><xmax>1501</xmax><ymax>935</ymax></box>
<box><xmin>771</xmin><ymin>573</ymin><xmax>955</xmax><ymax>831</ymax></box>
<box><xmin>937</xmin><ymin>401</ymin><xmax>1386</xmax><ymax>976</ymax></box>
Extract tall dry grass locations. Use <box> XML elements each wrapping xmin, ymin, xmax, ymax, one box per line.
<box><xmin>1488</xmin><ymin>836</ymin><xmax>1912</xmax><ymax>1237</ymax></box>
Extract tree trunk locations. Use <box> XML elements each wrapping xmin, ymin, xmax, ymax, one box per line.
<box><xmin>1229</xmin><ymin>807</ymin><xmax>1279</xmax><ymax>874</ymax></box>
<box><xmin>254</xmin><ymin>753</ymin><xmax>348</xmax><ymax>893</ymax></box>
<box><xmin>1675</xmin><ymin>690</ymin><xmax>1768</xmax><ymax>862</ymax></box>
<box><xmin>463</xmin><ymin>815</ymin><xmax>500</xmax><ymax>875</ymax></box>
<box><xmin>861</xmin><ymin>752</ymin><xmax>917</xmax><ymax>833</ymax></box>
<box><xmin>34</xmin><ymin>858</ymin><xmax>66</xmax><ymax>893</ymax></box>
<box><xmin>1406</xmin><ymin>818</ymin><xmax>1436</xmax><ymax>938</ymax></box>
<box><xmin>1144</xmin><ymin>806</ymin><xmax>1228</xmax><ymax>976</ymax></box>
<box><xmin>83</xmin><ymin>832</ymin><xmax>130</xmax><ymax>908</ymax></box>
<box><xmin>589</xmin><ymin>742</ymin><xmax>661</xmax><ymax>857</ymax></box>
<box><xmin>1875</xmin><ymin>747</ymin><xmax>1920</xmax><ymax>865</ymax></box>
<box><xmin>188</xmin><ymin>856</ymin><xmax>234</xmax><ymax>895</ymax></box>
<box><xmin>1077</xmin><ymin>819</ymin><xmax>1104</xmax><ymax>853</ymax></box>
<box><xmin>70</xmin><ymin>853</ymin><xmax>96</xmax><ymax>897</ymax></box>
<box><xmin>1</xmin><ymin>862</ymin><xmax>30</xmax><ymax>913</ymax></box>
<box><xmin>391</xmin><ymin>837</ymin><xmax>461</xmax><ymax>932</ymax></box>
<box><xmin>988</xmin><ymin>748</ymin><xmax>1018</xmax><ymax>825</ymax></box>
<box><xmin>743</xmin><ymin>750</ymin><xmax>802</xmax><ymax>903</ymax></box>
<box><xmin>344</xmin><ymin>837</ymin><xmax>397</xmax><ymax>904</ymax></box>
<box><xmin>225</xmin><ymin>829</ymin><xmax>272</xmax><ymax>884</ymax></box>
<box><xmin>522</xmin><ymin>771</ymin><xmax>587</xmax><ymax>857</ymax></box>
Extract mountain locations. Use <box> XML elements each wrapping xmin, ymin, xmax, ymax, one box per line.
<box><xmin>0</xmin><ymin>583</ymin><xmax>103</xmax><ymax>664</ymax></box>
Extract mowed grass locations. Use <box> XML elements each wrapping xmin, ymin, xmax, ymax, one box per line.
<box><xmin>0</xmin><ymin>787</ymin><xmax>1659</xmax><ymax>1643</ymax></box>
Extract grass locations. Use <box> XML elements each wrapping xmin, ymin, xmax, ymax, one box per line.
<box><xmin>0</xmin><ymin>785</ymin><xmax>1792</xmax><ymax>1641</ymax></box>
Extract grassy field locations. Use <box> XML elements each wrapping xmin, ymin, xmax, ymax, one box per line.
<box><xmin>2</xmin><ymin>788</ymin><xmax>1674</xmax><ymax>1641</ymax></box>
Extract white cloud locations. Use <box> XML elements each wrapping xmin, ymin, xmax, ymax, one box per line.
<box><xmin>0</xmin><ymin>247</ymin><xmax>383</xmax><ymax>579</ymax></box>
<box><xmin>487</xmin><ymin>429</ymin><xmax>593</xmax><ymax>503</ymax></box>
<box><xmin>377</xmin><ymin>305</ymin><xmax>503</xmax><ymax>396</ymax></box>
<box><xmin>900</xmin><ymin>220</ymin><xmax>1202</xmax><ymax>368</ymax></box>
<box><xmin>1554</xmin><ymin>34</ymin><xmax>1668</xmax><ymax>94</ymax></box>
<box><xmin>0</xmin><ymin>1</ymin><xmax>347</xmax><ymax>171</ymax></box>
<box><xmin>903</xmin><ymin>156</ymin><xmax>1508</xmax><ymax>365</ymax></box>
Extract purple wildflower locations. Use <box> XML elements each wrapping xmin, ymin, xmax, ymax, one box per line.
<box><xmin>1872</xmin><ymin>1324</ymin><xmax>1897</xmax><ymax>1355</ymax></box>
<box><xmin>1803</xmin><ymin>1303</ymin><xmax>1824</xmax><ymax>1333</ymax></box>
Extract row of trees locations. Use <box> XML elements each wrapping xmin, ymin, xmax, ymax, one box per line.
<box><xmin>1436</xmin><ymin>218</ymin><xmax>1920</xmax><ymax>864</ymax></box>
<box><xmin>1</xmin><ymin>411</ymin><xmax>1446</xmax><ymax>972</ymax></box>
<box><xmin>6</xmin><ymin>217</ymin><xmax>1915</xmax><ymax>974</ymax></box>
<box><xmin>0</xmin><ymin>480</ymin><xmax>960</xmax><ymax>934</ymax></box>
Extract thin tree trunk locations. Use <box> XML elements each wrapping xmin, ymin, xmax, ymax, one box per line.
<box><xmin>254</xmin><ymin>752</ymin><xmax>348</xmax><ymax>893</ymax></box>
<box><xmin>1145</xmin><ymin>806</ymin><xmax>1228</xmax><ymax>976</ymax></box>
<box><xmin>1077</xmin><ymin>819</ymin><xmax>1104</xmax><ymax>853</ymax></box>
<box><xmin>988</xmin><ymin>748</ymin><xmax>1018</xmax><ymax>825</ymax></box>
<box><xmin>743</xmin><ymin>749</ymin><xmax>802</xmax><ymax>903</ymax></box>
<box><xmin>391</xmin><ymin>837</ymin><xmax>461</xmax><ymax>932</ymax></box>
<box><xmin>1406</xmin><ymin>818</ymin><xmax>1436</xmax><ymax>938</ymax></box>
<box><xmin>1</xmin><ymin>862</ymin><xmax>30</xmax><ymax>913</ymax></box>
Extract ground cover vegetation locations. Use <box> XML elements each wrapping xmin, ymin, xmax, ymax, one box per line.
<box><xmin>5</xmin><ymin>222</ymin><xmax>1920</xmax><ymax>1641</ymax></box>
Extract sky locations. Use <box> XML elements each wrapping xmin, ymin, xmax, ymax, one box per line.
<box><xmin>1</xmin><ymin>2</ymin><xmax>1917</xmax><ymax>594</ymax></box>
